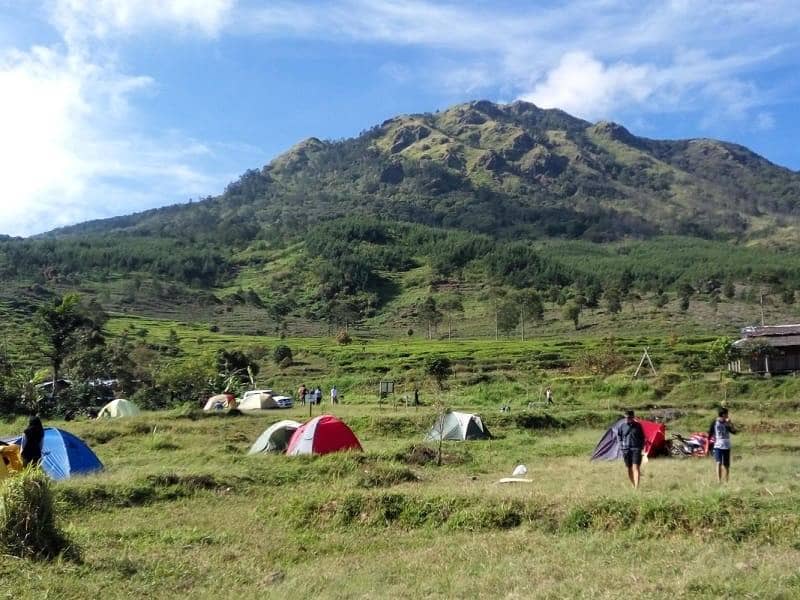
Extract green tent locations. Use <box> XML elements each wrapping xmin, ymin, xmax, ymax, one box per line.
<box><xmin>425</xmin><ymin>411</ymin><xmax>491</xmax><ymax>441</ymax></box>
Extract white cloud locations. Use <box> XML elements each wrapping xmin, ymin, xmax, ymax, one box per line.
<box><xmin>521</xmin><ymin>52</ymin><xmax>655</xmax><ymax>120</ymax></box>
<box><xmin>51</xmin><ymin>0</ymin><xmax>235</xmax><ymax>42</ymax></box>
<box><xmin>0</xmin><ymin>42</ymin><xmax>232</xmax><ymax>237</ymax></box>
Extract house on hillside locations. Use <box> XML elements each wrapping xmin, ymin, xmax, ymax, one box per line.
<box><xmin>731</xmin><ymin>324</ymin><xmax>800</xmax><ymax>374</ymax></box>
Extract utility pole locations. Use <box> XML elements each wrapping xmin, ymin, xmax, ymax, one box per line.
<box><xmin>760</xmin><ymin>292</ymin><xmax>765</xmax><ymax>326</ymax></box>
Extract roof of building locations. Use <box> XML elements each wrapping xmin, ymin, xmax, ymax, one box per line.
<box><xmin>733</xmin><ymin>334</ymin><xmax>800</xmax><ymax>348</ymax></box>
<box><xmin>741</xmin><ymin>324</ymin><xmax>800</xmax><ymax>337</ymax></box>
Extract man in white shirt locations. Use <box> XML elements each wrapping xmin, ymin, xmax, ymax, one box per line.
<box><xmin>330</xmin><ymin>386</ymin><xmax>338</xmax><ymax>405</ymax></box>
<box><xmin>712</xmin><ymin>408</ymin><xmax>737</xmax><ymax>483</ymax></box>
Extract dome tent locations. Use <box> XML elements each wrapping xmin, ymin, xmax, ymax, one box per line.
<box><xmin>425</xmin><ymin>411</ymin><xmax>491</xmax><ymax>441</ymax></box>
<box><xmin>248</xmin><ymin>420</ymin><xmax>302</xmax><ymax>454</ymax></box>
<box><xmin>2</xmin><ymin>428</ymin><xmax>103</xmax><ymax>480</ymax></box>
<box><xmin>591</xmin><ymin>418</ymin><xmax>667</xmax><ymax>461</ymax></box>
<box><xmin>204</xmin><ymin>394</ymin><xmax>236</xmax><ymax>411</ymax></box>
<box><xmin>97</xmin><ymin>398</ymin><xmax>141</xmax><ymax>418</ymax></box>
<box><xmin>285</xmin><ymin>415</ymin><xmax>362</xmax><ymax>456</ymax></box>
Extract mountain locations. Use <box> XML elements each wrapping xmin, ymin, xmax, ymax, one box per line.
<box><xmin>3</xmin><ymin>99</ymin><xmax>800</xmax><ymax>342</ymax></box>
<box><xmin>47</xmin><ymin>99</ymin><xmax>800</xmax><ymax>244</ymax></box>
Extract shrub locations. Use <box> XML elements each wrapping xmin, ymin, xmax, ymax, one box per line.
<box><xmin>0</xmin><ymin>468</ymin><xmax>76</xmax><ymax>560</ymax></box>
<box><xmin>273</xmin><ymin>344</ymin><xmax>293</xmax><ymax>366</ymax></box>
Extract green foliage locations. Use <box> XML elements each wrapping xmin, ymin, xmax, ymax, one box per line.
<box><xmin>425</xmin><ymin>356</ymin><xmax>453</xmax><ymax>389</ymax></box>
<box><xmin>273</xmin><ymin>344</ymin><xmax>293</xmax><ymax>366</ymax></box>
<box><xmin>562</xmin><ymin>301</ymin><xmax>581</xmax><ymax>329</ymax></box>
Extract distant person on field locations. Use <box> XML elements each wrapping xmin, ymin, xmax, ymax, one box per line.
<box><xmin>414</xmin><ymin>388</ymin><xmax>419</xmax><ymax>406</ymax></box>
<box><xmin>21</xmin><ymin>415</ymin><xmax>45</xmax><ymax>467</ymax></box>
<box><xmin>712</xmin><ymin>408</ymin><xmax>737</xmax><ymax>483</ymax></box>
<box><xmin>545</xmin><ymin>385</ymin><xmax>554</xmax><ymax>406</ymax></box>
<box><xmin>298</xmin><ymin>384</ymin><xmax>307</xmax><ymax>406</ymax></box>
<box><xmin>617</xmin><ymin>410</ymin><xmax>644</xmax><ymax>489</ymax></box>
<box><xmin>314</xmin><ymin>387</ymin><xmax>322</xmax><ymax>405</ymax></box>
<box><xmin>330</xmin><ymin>386</ymin><xmax>338</xmax><ymax>405</ymax></box>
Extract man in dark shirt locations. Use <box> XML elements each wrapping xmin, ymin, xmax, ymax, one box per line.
<box><xmin>618</xmin><ymin>410</ymin><xmax>645</xmax><ymax>489</ymax></box>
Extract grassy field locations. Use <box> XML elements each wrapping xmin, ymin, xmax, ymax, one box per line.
<box><xmin>1</xmin><ymin>399</ymin><xmax>799</xmax><ymax>599</ymax></box>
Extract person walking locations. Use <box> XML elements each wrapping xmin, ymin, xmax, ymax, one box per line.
<box><xmin>617</xmin><ymin>410</ymin><xmax>645</xmax><ymax>489</ymax></box>
<box><xmin>545</xmin><ymin>385</ymin><xmax>554</xmax><ymax>406</ymax></box>
<box><xmin>712</xmin><ymin>408</ymin><xmax>737</xmax><ymax>483</ymax></box>
<box><xmin>21</xmin><ymin>415</ymin><xmax>45</xmax><ymax>467</ymax></box>
<box><xmin>330</xmin><ymin>386</ymin><xmax>338</xmax><ymax>405</ymax></box>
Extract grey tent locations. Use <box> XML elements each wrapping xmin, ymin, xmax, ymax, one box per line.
<box><xmin>425</xmin><ymin>411</ymin><xmax>491</xmax><ymax>441</ymax></box>
<box><xmin>248</xmin><ymin>420</ymin><xmax>302</xmax><ymax>454</ymax></box>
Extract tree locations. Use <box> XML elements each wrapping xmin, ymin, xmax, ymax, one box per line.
<box><xmin>497</xmin><ymin>300</ymin><xmax>520</xmax><ymax>337</ymax></box>
<box><xmin>563</xmin><ymin>301</ymin><xmax>581</xmax><ymax>330</ymax></box>
<box><xmin>605</xmin><ymin>287</ymin><xmax>622</xmax><ymax>315</ymax></box>
<box><xmin>723</xmin><ymin>279</ymin><xmax>735</xmax><ymax>300</ymax></box>
<box><xmin>418</xmin><ymin>296</ymin><xmax>443</xmax><ymax>340</ymax></box>
<box><xmin>438</xmin><ymin>293</ymin><xmax>464</xmax><ymax>341</ymax></box>
<box><xmin>678</xmin><ymin>282</ymin><xmax>693</xmax><ymax>312</ymax></box>
<box><xmin>273</xmin><ymin>344</ymin><xmax>293</xmax><ymax>366</ymax></box>
<box><xmin>33</xmin><ymin>294</ymin><xmax>93</xmax><ymax>403</ymax></box>
<box><xmin>517</xmin><ymin>290</ymin><xmax>544</xmax><ymax>341</ymax></box>
<box><xmin>782</xmin><ymin>288</ymin><xmax>795</xmax><ymax>305</ymax></box>
<box><xmin>425</xmin><ymin>356</ymin><xmax>453</xmax><ymax>390</ymax></box>
<box><xmin>487</xmin><ymin>286</ymin><xmax>506</xmax><ymax>341</ymax></box>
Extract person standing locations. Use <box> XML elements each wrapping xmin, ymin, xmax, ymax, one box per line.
<box><xmin>21</xmin><ymin>415</ymin><xmax>45</xmax><ymax>468</ymax></box>
<box><xmin>297</xmin><ymin>384</ymin><xmax>307</xmax><ymax>406</ymax></box>
<box><xmin>617</xmin><ymin>410</ymin><xmax>645</xmax><ymax>489</ymax></box>
<box><xmin>314</xmin><ymin>387</ymin><xmax>322</xmax><ymax>405</ymax></box>
<box><xmin>330</xmin><ymin>386</ymin><xmax>338</xmax><ymax>405</ymax></box>
<box><xmin>545</xmin><ymin>385</ymin><xmax>554</xmax><ymax>405</ymax></box>
<box><xmin>713</xmin><ymin>408</ymin><xmax>737</xmax><ymax>483</ymax></box>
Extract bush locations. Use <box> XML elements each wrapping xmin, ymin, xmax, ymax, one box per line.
<box><xmin>336</xmin><ymin>329</ymin><xmax>352</xmax><ymax>345</ymax></box>
<box><xmin>0</xmin><ymin>468</ymin><xmax>76</xmax><ymax>559</ymax></box>
<box><xmin>273</xmin><ymin>344</ymin><xmax>293</xmax><ymax>366</ymax></box>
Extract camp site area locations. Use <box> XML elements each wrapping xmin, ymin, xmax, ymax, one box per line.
<box><xmin>1</xmin><ymin>393</ymin><xmax>799</xmax><ymax>599</ymax></box>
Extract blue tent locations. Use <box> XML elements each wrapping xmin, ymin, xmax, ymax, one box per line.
<box><xmin>3</xmin><ymin>427</ymin><xmax>103</xmax><ymax>480</ymax></box>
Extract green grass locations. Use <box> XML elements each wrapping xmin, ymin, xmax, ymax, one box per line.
<box><xmin>1</xmin><ymin>403</ymin><xmax>799</xmax><ymax>598</ymax></box>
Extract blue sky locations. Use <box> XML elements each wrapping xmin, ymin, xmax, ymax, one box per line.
<box><xmin>2</xmin><ymin>0</ymin><xmax>800</xmax><ymax>236</ymax></box>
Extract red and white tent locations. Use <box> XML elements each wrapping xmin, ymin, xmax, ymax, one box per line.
<box><xmin>285</xmin><ymin>415</ymin><xmax>363</xmax><ymax>456</ymax></box>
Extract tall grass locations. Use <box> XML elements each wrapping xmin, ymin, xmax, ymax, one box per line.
<box><xmin>0</xmin><ymin>467</ymin><xmax>77</xmax><ymax>560</ymax></box>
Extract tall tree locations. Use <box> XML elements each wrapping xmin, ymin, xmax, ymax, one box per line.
<box><xmin>418</xmin><ymin>296</ymin><xmax>443</xmax><ymax>340</ymax></box>
<box><xmin>33</xmin><ymin>294</ymin><xmax>93</xmax><ymax>400</ymax></box>
<box><xmin>516</xmin><ymin>290</ymin><xmax>544</xmax><ymax>341</ymax></box>
<box><xmin>439</xmin><ymin>293</ymin><xmax>464</xmax><ymax>341</ymax></box>
<box><xmin>563</xmin><ymin>301</ymin><xmax>582</xmax><ymax>330</ymax></box>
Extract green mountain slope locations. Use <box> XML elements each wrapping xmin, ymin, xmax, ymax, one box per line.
<box><xmin>2</xmin><ymin>99</ymin><xmax>800</xmax><ymax>345</ymax></box>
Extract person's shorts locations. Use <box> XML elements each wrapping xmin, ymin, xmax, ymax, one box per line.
<box><xmin>622</xmin><ymin>448</ymin><xmax>642</xmax><ymax>467</ymax></box>
<box><xmin>713</xmin><ymin>448</ymin><xmax>731</xmax><ymax>467</ymax></box>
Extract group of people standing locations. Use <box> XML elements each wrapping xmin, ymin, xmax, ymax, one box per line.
<box><xmin>296</xmin><ymin>384</ymin><xmax>339</xmax><ymax>406</ymax></box>
<box><xmin>618</xmin><ymin>408</ymin><xmax>737</xmax><ymax>489</ymax></box>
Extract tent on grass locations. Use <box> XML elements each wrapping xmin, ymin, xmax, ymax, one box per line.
<box><xmin>591</xmin><ymin>418</ymin><xmax>667</xmax><ymax>461</ymax></box>
<box><xmin>203</xmin><ymin>393</ymin><xmax>236</xmax><ymax>412</ymax></box>
<box><xmin>97</xmin><ymin>398</ymin><xmax>141</xmax><ymax>418</ymax></box>
<box><xmin>238</xmin><ymin>390</ymin><xmax>281</xmax><ymax>410</ymax></box>
<box><xmin>248</xmin><ymin>420</ymin><xmax>302</xmax><ymax>454</ymax></box>
<box><xmin>285</xmin><ymin>415</ymin><xmax>362</xmax><ymax>456</ymax></box>
<box><xmin>2</xmin><ymin>428</ymin><xmax>103</xmax><ymax>480</ymax></box>
<box><xmin>0</xmin><ymin>443</ymin><xmax>22</xmax><ymax>482</ymax></box>
<box><xmin>425</xmin><ymin>411</ymin><xmax>491</xmax><ymax>441</ymax></box>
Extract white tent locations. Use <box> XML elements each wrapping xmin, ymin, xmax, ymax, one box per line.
<box><xmin>203</xmin><ymin>394</ymin><xmax>236</xmax><ymax>412</ymax></box>
<box><xmin>248</xmin><ymin>420</ymin><xmax>303</xmax><ymax>454</ymax></box>
<box><xmin>424</xmin><ymin>411</ymin><xmax>491</xmax><ymax>441</ymax></box>
<box><xmin>97</xmin><ymin>398</ymin><xmax>141</xmax><ymax>419</ymax></box>
<box><xmin>238</xmin><ymin>390</ymin><xmax>280</xmax><ymax>410</ymax></box>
